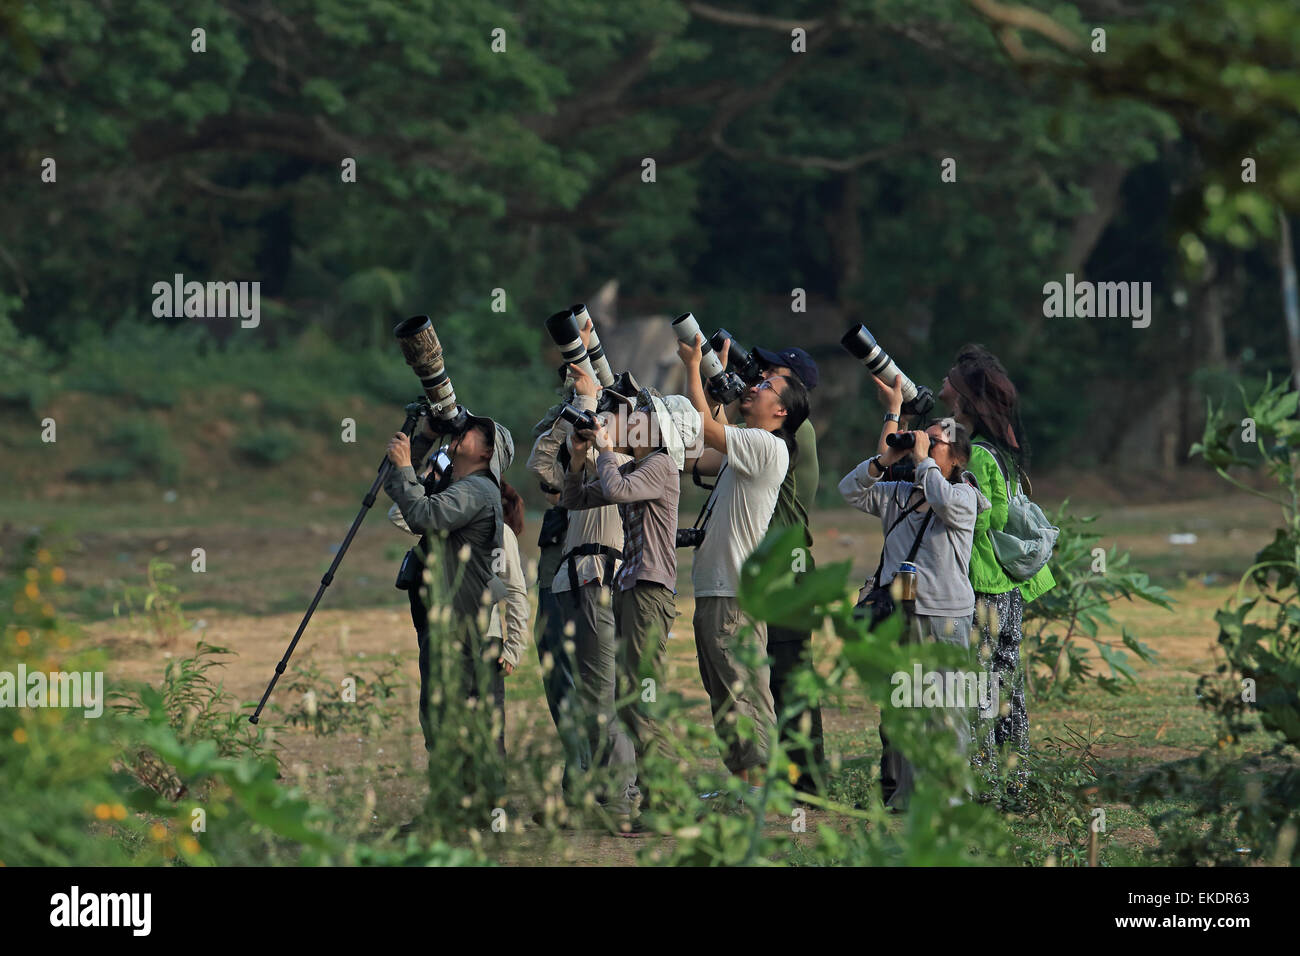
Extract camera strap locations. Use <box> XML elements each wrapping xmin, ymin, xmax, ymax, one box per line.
<box><xmin>867</xmin><ymin>493</ymin><xmax>933</xmax><ymax>591</ymax></box>
<box><xmin>562</xmin><ymin>542</ymin><xmax>624</xmax><ymax>593</ymax></box>
<box><xmin>691</xmin><ymin>460</ymin><xmax>715</xmax><ymax>491</ymax></box>
<box><xmin>691</xmin><ymin>463</ymin><xmax>727</xmax><ymax>534</ymax></box>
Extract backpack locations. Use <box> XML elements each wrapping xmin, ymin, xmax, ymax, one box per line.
<box><xmin>977</xmin><ymin>442</ymin><xmax>1059</xmax><ymax>582</ymax></box>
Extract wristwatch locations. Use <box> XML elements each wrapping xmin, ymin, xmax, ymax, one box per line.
<box><xmin>884</xmin><ymin>412</ymin><xmax>901</xmax><ymax>423</ymax></box>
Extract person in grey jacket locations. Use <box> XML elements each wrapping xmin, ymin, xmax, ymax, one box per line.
<box><xmin>839</xmin><ymin>417</ymin><xmax>989</xmax><ymax>810</ymax></box>
<box><xmin>384</xmin><ymin>412</ymin><xmax>514</xmax><ymax>769</ymax></box>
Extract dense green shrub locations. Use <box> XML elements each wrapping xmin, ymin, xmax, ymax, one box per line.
<box><xmin>1022</xmin><ymin>506</ymin><xmax>1172</xmax><ymax>698</ymax></box>
<box><xmin>235</xmin><ymin>424</ymin><xmax>303</xmax><ymax>465</ymax></box>
<box><xmin>70</xmin><ymin>416</ymin><xmax>182</xmax><ymax>483</ymax></box>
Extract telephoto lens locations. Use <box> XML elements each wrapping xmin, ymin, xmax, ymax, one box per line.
<box><xmin>673</xmin><ymin>312</ymin><xmax>744</xmax><ymax>405</ymax></box>
<box><xmin>571</xmin><ymin>303</ymin><xmax>616</xmax><ymax>387</ymax></box>
<box><xmin>394</xmin><ymin>315</ymin><xmax>468</xmax><ymax>433</ymax></box>
<box><xmin>545</xmin><ymin>309</ymin><xmax>600</xmax><ymax>385</ymax></box>
<box><xmin>709</xmin><ymin>329</ymin><xmax>764</xmax><ymax>385</ymax></box>
<box><xmin>885</xmin><ymin>431</ymin><xmax>917</xmax><ymax>449</ymax></box>
<box><xmin>558</xmin><ymin>403</ymin><xmax>599</xmax><ymax>433</ymax></box>
<box><xmin>841</xmin><ymin>324</ymin><xmax>935</xmax><ymax>416</ymax></box>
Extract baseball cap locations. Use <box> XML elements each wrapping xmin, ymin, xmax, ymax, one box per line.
<box><xmin>752</xmin><ymin>346</ymin><xmax>819</xmax><ymax>390</ymax></box>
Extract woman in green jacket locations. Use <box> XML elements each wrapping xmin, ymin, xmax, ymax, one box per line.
<box><xmin>939</xmin><ymin>345</ymin><xmax>1054</xmax><ymax>805</ymax></box>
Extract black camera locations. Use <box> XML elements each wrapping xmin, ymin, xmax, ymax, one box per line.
<box><xmin>676</xmin><ymin>527</ymin><xmax>706</xmax><ymax>549</ymax></box>
<box><xmin>559</xmin><ymin>403</ymin><xmax>599</xmax><ymax>433</ymax></box>
<box><xmin>709</xmin><ymin>329</ymin><xmax>764</xmax><ymax>386</ymax></box>
<box><xmin>673</xmin><ymin>312</ymin><xmax>745</xmax><ymax>405</ymax></box>
<box><xmin>881</xmin><ymin>460</ymin><xmax>915</xmax><ymax>482</ymax></box>
<box><xmin>841</xmin><ymin>324</ymin><xmax>935</xmax><ymax>418</ymax></box>
<box><xmin>885</xmin><ymin>432</ymin><xmax>916</xmax><ymax>450</ymax></box>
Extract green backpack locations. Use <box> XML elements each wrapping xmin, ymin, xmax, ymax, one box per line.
<box><xmin>977</xmin><ymin>442</ymin><xmax>1059</xmax><ymax>582</ymax></box>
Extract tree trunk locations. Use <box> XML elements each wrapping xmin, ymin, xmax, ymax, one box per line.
<box><xmin>1279</xmin><ymin>210</ymin><xmax>1300</xmax><ymax>392</ymax></box>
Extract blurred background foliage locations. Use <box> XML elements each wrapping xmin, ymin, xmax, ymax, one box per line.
<box><xmin>2</xmin><ymin>0</ymin><xmax>1300</xmax><ymax>492</ymax></box>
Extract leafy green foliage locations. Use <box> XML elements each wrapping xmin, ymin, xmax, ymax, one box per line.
<box><xmin>111</xmin><ymin>557</ymin><xmax>188</xmax><ymax>645</ymax></box>
<box><xmin>1113</xmin><ymin>377</ymin><xmax>1300</xmax><ymax>866</ymax></box>
<box><xmin>4</xmin><ymin>0</ymin><xmax>1300</xmax><ymax>479</ymax></box>
<box><xmin>235</xmin><ymin>424</ymin><xmax>303</xmax><ymax>465</ymax></box>
<box><xmin>279</xmin><ymin>656</ymin><xmax>407</xmax><ymax>737</ymax></box>
<box><xmin>1022</xmin><ymin>506</ymin><xmax>1171</xmax><ymax>698</ymax></box>
<box><xmin>69</xmin><ymin>416</ymin><xmax>183</xmax><ymax>484</ymax></box>
<box><xmin>1191</xmin><ymin>377</ymin><xmax>1300</xmax><ymax>751</ymax></box>
<box><xmin>0</xmin><ymin>536</ymin><xmax>488</xmax><ymax>865</ymax></box>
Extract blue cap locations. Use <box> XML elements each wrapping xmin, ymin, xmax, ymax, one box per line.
<box><xmin>753</xmin><ymin>346</ymin><xmax>819</xmax><ymax>390</ymax></box>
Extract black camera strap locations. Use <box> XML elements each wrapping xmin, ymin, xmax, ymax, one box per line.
<box><xmin>690</xmin><ymin>463</ymin><xmax>727</xmax><ymax>534</ymax></box>
<box><xmin>562</xmin><ymin>542</ymin><xmax>624</xmax><ymax>593</ymax></box>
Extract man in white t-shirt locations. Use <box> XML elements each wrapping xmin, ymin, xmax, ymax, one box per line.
<box><xmin>677</xmin><ymin>333</ymin><xmax>810</xmax><ymax>785</ymax></box>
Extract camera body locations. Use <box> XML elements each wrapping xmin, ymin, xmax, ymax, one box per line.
<box><xmin>431</xmin><ymin>448</ymin><xmax>452</xmax><ymax>476</ymax></box>
<box><xmin>675</xmin><ymin>527</ymin><xmax>706</xmax><ymax>549</ymax></box>
<box><xmin>559</xmin><ymin>403</ymin><xmax>600</xmax><ymax>433</ymax></box>
<box><xmin>881</xmin><ymin>460</ymin><xmax>916</xmax><ymax>482</ymax></box>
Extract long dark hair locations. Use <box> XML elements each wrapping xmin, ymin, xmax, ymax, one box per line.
<box><xmin>947</xmin><ymin>344</ymin><xmax>1030</xmax><ymax>470</ymax></box>
<box><xmin>775</xmin><ymin>374</ymin><xmax>810</xmax><ymax>467</ymax></box>
<box><xmin>500</xmin><ymin>481</ymin><xmax>525</xmax><ymax>538</ymax></box>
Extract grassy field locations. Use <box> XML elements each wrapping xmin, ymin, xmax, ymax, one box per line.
<box><xmin>12</xmin><ymin>483</ymin><xmax>1286</xmax><ymax>865</ymax></box>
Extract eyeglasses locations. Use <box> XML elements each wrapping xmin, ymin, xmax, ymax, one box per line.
<box><xmin>755</xmin><ymin>380</ymin><xmax>778</xmax><ymax>393</ymax></box>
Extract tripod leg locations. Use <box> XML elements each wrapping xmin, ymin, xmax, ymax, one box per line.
<box><xmin>250</xmin><ymin>408</ymin><xmax>423</xmax><ymax>724</ymax></box>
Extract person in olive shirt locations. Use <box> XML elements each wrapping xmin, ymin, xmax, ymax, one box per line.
<box><xmin>751</xmin><ymin>346</ymin><xmax>825</xmax><ymax>797</ymax></box>
<box><xmin>938</xmin><ymin>345</ymin><xmax>1054</xmax><ymax>805</ymax></box>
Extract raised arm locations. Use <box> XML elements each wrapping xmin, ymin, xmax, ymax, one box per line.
<box><xmin>916</xmin><ymin>460</ymin><xmax>981</xmax><ymax>531</ymax></box>
<box><xmin>384</xmin><ymin>469</ymin><xmax>487</xmax><ymax>537</ymax></box>
<box><xmin>872</xmin><ymin>373</ymin><xmax>905</xmax><ymax>457</ymax></box>
<box><xmin>526</xmin><ymin>419</ymin><xmax>569</xmax><ymax>493</ymax></box>
<box><xmin>838</xmin><ymin>459</ymin><xmax>891</xmax><ymax>516</ymax></box>
<box><xmin>677</xmin><ymin>333</ymin><xmax>728</xmax><ymax>454</ymax></box>
<box><xmin>593</xmin><ymin>449</ymin><xmax>672</xmax><ymax>503</ymax></box>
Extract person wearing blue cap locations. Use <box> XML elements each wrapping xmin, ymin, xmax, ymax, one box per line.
<box><xmin>750</xmin><ymin>345</ymin><xmax>826</xmax><ymax>798</ymax></box>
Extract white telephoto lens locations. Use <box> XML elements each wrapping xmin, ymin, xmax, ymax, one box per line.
<box><xmin>672</xmin><ymin>312</ymin><xmax>725</xmax><ymax>379</ymax></box>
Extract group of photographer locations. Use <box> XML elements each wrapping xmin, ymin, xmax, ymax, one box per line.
<box><xmin>379</xmin><ymin>305</ymin><xmax>1053</xmax><ymax>831</ymax></box>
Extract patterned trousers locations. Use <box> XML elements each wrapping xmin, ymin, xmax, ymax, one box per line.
<box><xmin>970</xmin><ymin>589</ymin><xmax>1029</xmax><ymax>802</ymax></box>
